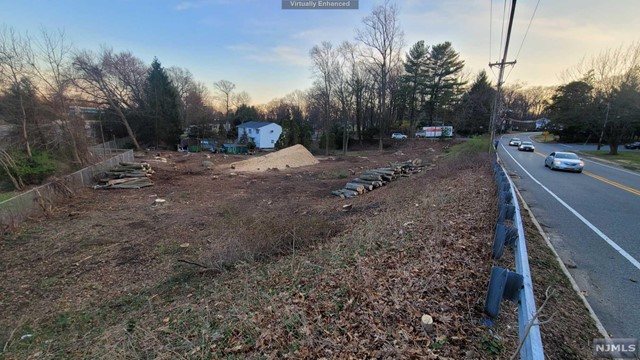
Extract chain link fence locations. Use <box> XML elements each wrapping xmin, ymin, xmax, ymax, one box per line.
<box><xmin>0</xmin><ymin>149</ymin><xmax>134</xmax><ymax>228</ymax></box>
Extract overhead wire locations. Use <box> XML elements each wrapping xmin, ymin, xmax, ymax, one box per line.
<box><xmin>499</xmin><ymin>0</ymin><xmax>508</xmax><ymax>62</ymax></box>
<box><xmin>489</xmin><ymin>0</ymin><xmax>493</xmax><ymax>63</ymax></box>
<box><xmin>505</xmin><ymin>0</ymin><xmax>541</xmax><ymax>82</ymax></box>
<box><xmin>489</xmin><ymin>0</ymin><xmax>499</xmax><ymax>79</ymax></box>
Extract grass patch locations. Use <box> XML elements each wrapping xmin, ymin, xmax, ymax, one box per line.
<box><xmin>321</xmin><ymin>170</ymin><xmax>348</xmax><ymax>179</ymax></box>
<box><xmin>581</xmin><ymin>149</ymin><xmax>640</xmax><ymax>167</ymax></box>
<box><xmin>0</xmin><ymin>191</ymin><xmax>17</xmax><ymax>203</ymax></box>
<box><xmin>444</xmin><ymin>135</ymin><xmax>491</xmax><ymax>158</ymax></box>
<box><xmin>532</xmin><ymin>133</ymin><xmax>559</xmax><ymax>143</ymax></box>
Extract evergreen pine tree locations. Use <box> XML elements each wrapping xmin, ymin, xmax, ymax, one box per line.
<box><xmin>144</xmin><ymin>58</ymin><xmax>182</xmax><ymax>148</ymax></box>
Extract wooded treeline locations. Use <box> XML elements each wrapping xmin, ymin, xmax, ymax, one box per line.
<box><xmin>546</xmin><ymin>43</ymin><xmax>640</xmax><ymax>154</ymax></box>
<box><xmin>0</xmin><ymin>27</ymin><xmax>221</xmax><ymax>190</ymax></box>
<box><xmin>3</xmin><ymin>1</ymin><xmax>639</xmax><ymax>190</ymax></box>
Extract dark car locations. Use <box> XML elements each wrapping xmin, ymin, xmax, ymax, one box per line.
<box><xmin>623</xmin><ymin>141</ymin><xmax>640</xmax><ymax>149</ymax></box>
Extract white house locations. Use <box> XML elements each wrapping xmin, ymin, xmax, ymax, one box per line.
<box><xmin>237</xmin><ymin>121</ymin><xmax>282</xmax><ymax>149</ymax></box>
<box><xmin>535</xmin><ymin>118</ymin><xmax>551</xmax><ymax>130</ymax></box>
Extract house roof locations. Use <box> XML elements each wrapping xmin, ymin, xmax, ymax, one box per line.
<box><xmin>237</xmin><ymin>121</ymin><xmax>277</xmax><ymax>129</ymax></box>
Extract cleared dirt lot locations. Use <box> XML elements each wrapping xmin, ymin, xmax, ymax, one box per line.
<box><xmin>0</xmin><ymin>140</ymin><xmax>599</xmax><ymax>359</ymax></box>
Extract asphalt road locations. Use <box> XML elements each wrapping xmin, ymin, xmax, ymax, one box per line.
<box><xmin>497</xmin><ymin>132</ymin><xmax>640</xmax><ymax>340</ymax></box>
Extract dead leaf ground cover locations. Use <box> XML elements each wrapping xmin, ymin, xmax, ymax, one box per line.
<box><xmin>0</xmin><ymin>140</ymin><xmax>598</xmax><ymax>359</ymax></box>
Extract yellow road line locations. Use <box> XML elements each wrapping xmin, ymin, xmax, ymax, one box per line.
<box><xmin>528</xmin><ymin>151</ymin><xmax>640</xmax><ymax>196</ymax></box>
<box><xmin>583</xmin><ymin>171</ymin><xmax>640</xmax><ymax>196</ymax></box>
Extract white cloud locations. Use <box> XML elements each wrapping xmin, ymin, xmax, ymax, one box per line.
<box><xmin>227</xmin><ymin>43</ymin><xmax>309</xmax><ymax>67</ymax></box>
<box><xmin>247</xmin><ymin>46</ymin><xmax>309</xmax><ymax>67</ymax></box>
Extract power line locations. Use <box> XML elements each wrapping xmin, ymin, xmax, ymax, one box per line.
<box><xmin>489</xmin><ymin>0</ymin><xmax>493</xmax><ymax>62</ymax></box>
<box><xmin>489</xmin><ymin>0</ymin><xmax>517</xmax><ymax>144</ymax></box>
<box><xmin>489</xmin><ymin>0</ymin><xmax>500</xmax><ymax>80</ymax></box>
<box><xmin>514</xmin><ymin>0</ymin><xmax>540</xmax><ymax>61</ymax></box>
<box><xmin>498</xmin><ymin>0</ymin><xmax>508</xmax><ymax>61</ymax></box>
<box><xmin>505</xmin><ymin>0</ymin><xmax>541</xmax><ymax>82</ymax></box>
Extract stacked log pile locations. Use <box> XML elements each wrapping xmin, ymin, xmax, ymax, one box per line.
<box><xmin>331</xmin><ymin>159</ymin><xmax>424</xmax><ymax>198</ymax></box>
<box><xmin>93</xmin><ymin>162</ymin><xmax>154</xmax><ymax>189</ymax></box>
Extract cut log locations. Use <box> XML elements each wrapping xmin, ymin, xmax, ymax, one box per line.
<box><xmin>352</xmin><ymin>179</ymin><xmax>382</xmax><ymax>188</ymax></box>
<box><xmin>344</xmin><ymin>182</ymin><xmax>365</xmax><ymax>194</ymax></box>
<box><xmin>354</xmin><ymin>182</ymin><xmax>373</xmax><ymax>191</ymax></box>
<box><xmin>331</xmin><ymin>190</ymin><xmax>346</xmax><ymax>198</ymax></box>
<box><xmin>359</xmin><ymin>174</ymin><xmax>383</xmax><ymax>182</ymax></box>
<box><xmin>332</xmin><ymin>189</ymin><xmax>358</xmax><ymax>197</ymax></box>
<box><xmin>119</xmin><ymin>162</ymin><xmax>150</xmax><ymax>169</ymax></box>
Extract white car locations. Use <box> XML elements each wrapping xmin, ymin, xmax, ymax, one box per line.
<box><xmin>391</xmin><ymin>133</ymin><xmax>407</xmax><ymax>139</ymax></box>
<box><xmin>544</xmin><ymin>151</ymin><xmax>584</xmax><ymax>173</ymax></box>
<box><xmin>508</xmin><ymin>138</ymin><xmax>522</xmax><ymax>146</ymax></box>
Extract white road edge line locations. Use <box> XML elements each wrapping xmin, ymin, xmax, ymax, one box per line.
<box><xmin>513</xmin><ymin>185</ymin><xmax>611</xmax><ymax>339</ymax></box>
<box><xmin>500</xmin><ymin>144</ymin><xmax>640</xmax><ymax>271</ymax></box>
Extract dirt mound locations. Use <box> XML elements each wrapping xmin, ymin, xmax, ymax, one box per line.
<box><xmin>229</xmin><ymin>144</ymin><xmax>319</xmax><ymax>172</ymax></box>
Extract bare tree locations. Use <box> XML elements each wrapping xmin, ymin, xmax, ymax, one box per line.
<box><xmin>356</xmin><ymin>0</ymin><xmax>404</xmax><ymax>150</ymax></box>
<box><xmin>167</xmin><ymin>66</ymin><xmax>194</xmax><ymax>128</ymax></box>
<box><xmin>520</xmin><ymin>85</ymin><xmax>555</xmax><ymax>118</ymax></box>
<box><xmin>282</xmin><ymin>89</ymin><xmax>308</xmax><ymax>118</ymax></box>
<box><xmin>310</xmin><ymin>41</ymin><xmax>339</xmax><ymax>155</ymax></box>
<box><xmin>562</xmin><ymin>42</ymin><xmax>640</xmax><ymax>154</ymax></box>
<box><xmin>232</xmin><ymin>90</ymin><xmax>251</xmax><ymax>108</ymax></box>
<box><xmin>72</xmin><ymin>48</ymin><xmax>145</xmax><ymax>149</ymax></box>
<box><xmin>339</xmin><ymin>42</ymin><xmax>369</xmax><ymax>143</ymax></box>
<box><xmin>335</xmin><ymin>42</ymin><xmax>361</xmax><ymax>154</ymax></box>
<box><xmin>213</xmin><ymin>79</ymin><xmax>235</xmax><ymax>129</ymax></box>
<box><xmin>30</xmin><ymin>28</ymin><xmax>89</xmax><ymax>165</ymax></box>
<box><xmin>0</xmin><ymin>27</ymin><xmax>34</xmax><ymax>160</ymax></box>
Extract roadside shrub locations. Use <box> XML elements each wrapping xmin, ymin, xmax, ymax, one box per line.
<box><xmin>204</xmin><ymin>204</ymin><xmax>337</xmax><ymax>271</ymax></box>
<box><xmin>444</xmin><ymin>135</ymin><xmax>490</xmax><ymax>158</ymax></box>
<box><xmin>13</xmin><ymin>150</ymin><xmax>57</xmax><ymax>185</ymax></box>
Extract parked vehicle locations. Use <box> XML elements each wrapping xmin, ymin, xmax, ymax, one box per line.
<box><xmin>391</xmin><ymin>133</ymin><xmax>407</xmax><ymax>139</ymax></box>
<box><xmin>544</xmin><ymin>151</ymin><xmax>584</xmax><ymax>173</ymax></box>
<box><xmin>508</xmin><ymin>138</ymin><xmax>522</xmax><ymax>146</ymax></box>
<box><xmin>416</xmin><ymin>126</ymin><xmax>453</xmax><ymax>138</ymax></box>
<box><xmin>623</xmin><ymin>141</ymin><xmax>640</xmax><ymax>149</ymax></box>
<box><xmin>518</xmin><ymin>141</ymin><xmax>535</xmax><ymax>152</ymax></box>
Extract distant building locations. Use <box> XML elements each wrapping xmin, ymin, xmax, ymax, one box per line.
<box><xmin>535</xmin><ymin>118</ymin><xmax>551</xmax><ymax>130</ymax></box>
<box><xmin>237</xmin><ymin>121</ymin><xmax>282</xmax><ymax>149</ymax></box>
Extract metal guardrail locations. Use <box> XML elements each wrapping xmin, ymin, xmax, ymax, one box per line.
<box><xmin>485</xmin><ymin>157</ymin><xmax>544</xmax><ymax>359</ymax></box>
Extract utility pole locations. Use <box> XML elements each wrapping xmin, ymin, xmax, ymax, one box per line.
<box><xmin>489</xmin><ymin>0</ymin><xmax>517</xmax><ymax>146</ymax></box>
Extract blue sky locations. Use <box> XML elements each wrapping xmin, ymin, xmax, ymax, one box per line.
<box><xmin>2</xmin><ymin>0</ymin><xmax>639</xmax><ymax>105</ymax></box>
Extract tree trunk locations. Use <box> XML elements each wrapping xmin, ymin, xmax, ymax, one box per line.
<box><xmin>18</xmin><ymin>91</ymin><xmax>33</xmax><ymax>161</ymax></box>
<box><xmin>0</xmin><ymin>150</ymin><xmax>25</xmax><ymax>190</ymax></box>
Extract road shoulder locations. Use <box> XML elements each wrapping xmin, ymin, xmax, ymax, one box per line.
<box><xmin>516</xmin><ymin>187</ymin><xmax>606</xmax><ymax>359</ymax></box>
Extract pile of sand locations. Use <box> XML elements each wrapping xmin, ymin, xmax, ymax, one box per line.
<box><xmin>229</xmin><ymin>144</ymin><xmax>319</xmax><ymax>172</ymax></box>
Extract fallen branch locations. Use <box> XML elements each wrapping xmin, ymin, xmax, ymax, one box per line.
<box><xmin>177</xmin><ymin>259</ymin><xmax>209</xmax><ymax>269</ymax></box>
<box><xmin>509</xmin><ymin>286</ymin><xmax>555</xmax><ymax>360</ymax></box>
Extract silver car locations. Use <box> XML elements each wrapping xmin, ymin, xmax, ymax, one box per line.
<box><xmin>518</xmin><ymin>141</ymin><xmax>535</xmax><ymax>152</ymax></box>
<box><xmin>544</xmin><ymin>151</ymin><xmax>584</xmax><ymax>173</ymax></box>
<box><xmin>508</xmin><ymin>138</ymin><xmax>522</xmax><ymax>146</ymax></box>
